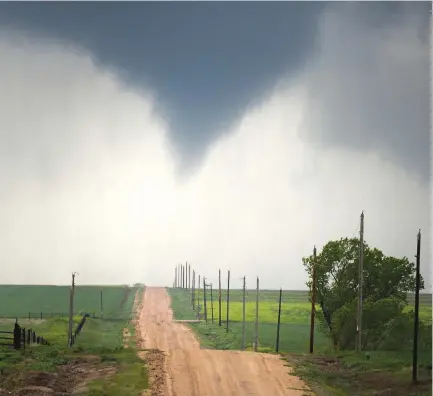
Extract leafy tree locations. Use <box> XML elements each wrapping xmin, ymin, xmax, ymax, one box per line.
<box><xmin>302</xmin><ymin>237</ymin><xmax>423</xmax><ymax>350</ymax></box>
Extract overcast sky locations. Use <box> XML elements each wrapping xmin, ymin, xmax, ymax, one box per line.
<box><xmin>0</xmin><ymin>2</ymin><xmax>430</xmax><ymax>291</ymax></box>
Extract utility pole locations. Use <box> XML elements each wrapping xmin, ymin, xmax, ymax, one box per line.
<box><xmin>188</xmin><ymin>263</ymin><xmax>191</xmax><ymax>290</ymax></box>
<box><xmin>203</xmin><ymin>277</ymin><xmax>208</xmax><ymax>324</ymax></box>
<box><xmin>177</xmin><ymin>264</ymin><xmax>180</xmax><ymax>288</ymax></box>
<box><xmin>100</xmin><ymin>288</ymin><xmax>104</xmax><ymax>319</ymax></box>
<box><xmin>192</xmin><ymin>270</ymin><xmax>195</xmax><ymax>308</ymax></box>
<box><xmin>175</xmin><ymin>267</ymin><xmax>177</xmax><ymax>288</ymax></box>
<box><xmin>218</xmin><ymin>269</ymin><xmax>222</xmax><ymax>327</ymax></box>
<box><xmin>413</xmin><ymin>230</ymin><xmax>422</xmax><ymax>382</ymax></box>
<box><xmin>309</xmin><ymin>246</ymin><xmax>317</xmax><ymax>354</ymax></box>
<box><xmin>241</xmin><ymin>276</ymin><xmax>246</xmax><ymax>350</ymax></box>
<box><xmin>210</xmin><ymin>283</ymin><xmax>214</xmax><ymax>324</ymax></box>
<box><xmin>254</xmin><ymin>276</ymin><xmax>259</xmax><ymax>352</ymax></box>
<box><xmin>356</xmin><ymin>211</ymin><xmax>365</xmax><ymax>351</ymax></box>
<box><xmin>276</xmin><ymin>288</ymin><xmax>282</xmax><ymax>353</ymax></box>
<box><xmin>226</xmin><ymin>270</ymin><xmax>230</xmax><ymax>333</ymax></box>
<box><xmin>68</xmin><ymin>272</ymin><xmax>78</xmax><ymax>347</ymax></box>
<box><xmin>197</xmin><ymin>274</ymin><xmax>201</xmax><ymax>315</ymax></box>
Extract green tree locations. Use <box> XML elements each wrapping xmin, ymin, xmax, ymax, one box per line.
<box><xmin>303</xmin><ymin>237</ymin><xmax>423</xmax><ymax>350</ymax></box>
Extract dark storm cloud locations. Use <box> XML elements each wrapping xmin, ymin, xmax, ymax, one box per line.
<box><xmin>301</xmin><ymin>2</ymin><xmax>430</xmax><ymax>181</ymax></box>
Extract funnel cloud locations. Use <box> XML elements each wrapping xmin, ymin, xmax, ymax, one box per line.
<box><xmin>0</xmin><ymin>4</ymin><xmax>430</xmax><ymax>292</ymax></box>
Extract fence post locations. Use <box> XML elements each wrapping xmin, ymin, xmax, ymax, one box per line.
<box><xmin>27</xmin><ymin>329</ymin><xmax>31</xmax><ymax>344</ymax></box>
<box><xmin>21</xmin><ymin>328</ymin><xmax>26</xmax><ymax>349</ymax></box>
<box><xmin>13</xmin><ymin>323</ymin><xmax>20</xmax><ymax>350</ymax></box>
<box><xmin>33</xmin><ymin>331</ymin><xmax>36</xmax><ymax>343</ymax></box>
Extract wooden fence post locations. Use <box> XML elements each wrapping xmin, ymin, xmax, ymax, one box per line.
<box><xmin>13</xmin><ymin>323</ymin><xmax>20</xmax><ymax>350</ymax></box>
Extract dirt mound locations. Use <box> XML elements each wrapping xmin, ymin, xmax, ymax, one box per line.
<box><xmin>4</xmin><ymin>356</ymin><xmax>116</xmax><ymax>396</ymax></box>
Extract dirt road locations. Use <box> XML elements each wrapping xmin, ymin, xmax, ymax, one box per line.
<box><xmin>138</xmin><ymin>287</ymin><xmax>312</xmax><ymax>396</ymax></box>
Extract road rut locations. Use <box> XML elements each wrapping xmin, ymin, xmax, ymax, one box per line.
<box><xmin>138</xmin><ymin>287</ymin><xmax>312</xmax><ymax>396</ymax></box>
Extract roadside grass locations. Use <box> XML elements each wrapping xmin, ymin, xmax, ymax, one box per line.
<box><xmin>169</xmin><ymin>288</ymin><xmax>331</xmax><ymax>353</ymax></box>
<box><xmin>168</xmin><ymin>288</ymin><xmax>197</xmax><ymax>320</ymax></box>
<box><xmin>0</xmin><ymin>285</ymin><xmax>148</xmax><ymax>395</ymax></box>
<box><xmin>169</xmin><ymin>287</ymin><xmax>432</xmax><ymax>395</ymax></box>
<box><xmin>288</xmin><ymin>350</ymin><xmax>432</xmax><ymax>396</ymax></box>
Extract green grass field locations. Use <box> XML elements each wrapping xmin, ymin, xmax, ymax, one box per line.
<box><xmin>176</xmin><ymin>288</ymin><xmax>431</xmax><ymax>354</ymax></box>
<box><xmin>0</xmin><ymin>285</ymin><xmax>148</xmax><ymax>395</ymax></box>
<box><xmin>0</xmin><ymin>285</ymin><xmax>135</xmax><ymax>318</ymax></box>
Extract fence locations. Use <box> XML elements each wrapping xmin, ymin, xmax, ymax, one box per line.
<box><xmin>27</xmin><ymin>312</ymin><xmax>96</xmax><ymax>320</ymax></box>
<box><xmin>0</xmin><ymin>322</ymin><xmax>49</xmax><ymax>350</ymax></box>
<box><xmin>70</xmin><ymin>313</ymin><xmax>90</xmax><ymax>346</ymax></box>
<box><xmin>0</xmin><ymin>312</ymin><xmax>96</xmax><ymax>320</ymax></box>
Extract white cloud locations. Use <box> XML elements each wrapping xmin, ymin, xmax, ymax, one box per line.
<box><xmin>0</xmin><ymin>5</ymin><xmax>430</xmax><ymax>292</ymax></box>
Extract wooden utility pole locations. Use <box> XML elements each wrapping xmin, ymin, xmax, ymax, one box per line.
<box><xmin>210</xmin><ymin>283</ymin><xmax>214</xmax><ymax>324</ymax></box>
<box><xmin>192</xmin><ymin>270</ymin><xmax>195</xmax><ymax>308</ymax></box>
<box><xmin>241</xmin><ymin>276</ymin><xmax>246</xmax><ymax>350</ymax></box>
<box><xmin>226</xmin><ymin>270</ymin><xmax>230</xmax><ymax>333</ymax></box>
<box><xmin>218</xmin><ymin>269</ymin><xmax>222</xmax><ymax>326</ymax></box>
<box><xmin>197</xmin><ymin>274</ymin><xmax>201</xmax><ymax>314</ymax></box>
<box><xmin>413</xmin><ymin>230</ymin><xmax>422</xmax><ymax>382</ymax></box>
<box><xmin>309</xmin><ymin>246</ymin><xmax>317</xmax><ymax>353</ymax></box>
<box><xmin>254</xmin><ymin>276</ymin><xmax>259</xmax><ymax>352</ymax></box>
<box><xmin>100</xmin><ymin>288</ymin><xmax>104</xmax><ymax>319</ymax></box>
<box><xmin>188</xmin><ymin>263</ymin><xmax>191</xmax><ymax>290</ymax></box>
<box><xmin>68</xmin><ymin>272</ymin><xmax>78</xmax><ymax>347</ymax></box>
<box><xmin>203</xmin><ymin>277</ymin><xmax>208</xmax><ymax>324</ymax></box>
<box><xmin>276</xmin><ymin>288</ymin><xmax>282</xmax><ymax>353</ymax></box>
<box><xmin>356</xmin><ymin>211</ymin><xmax>365</xmax><ymax>351</ymax></box>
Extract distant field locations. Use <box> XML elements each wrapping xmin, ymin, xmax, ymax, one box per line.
<box><xmin>201</xmin><ymin>289</ymin><xmax>432</xmax><ymax>324</ymax></box>
<box><xmin>0</xmin><ymin>285</ymin><xmax>137</xmax><ymax>319</ymax></box>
